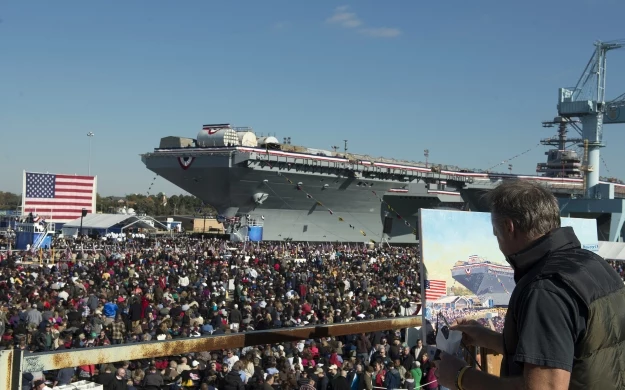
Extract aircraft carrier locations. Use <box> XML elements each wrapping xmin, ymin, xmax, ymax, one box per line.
<box><xmin>141</xmin><ymin>123</ymin><xmax>625</xmax><ymax>243</ymax></box>
<box><xmin>451</xmin><ymin>255</ymin><xmax>515</xmax><ymax>306</ymax></box>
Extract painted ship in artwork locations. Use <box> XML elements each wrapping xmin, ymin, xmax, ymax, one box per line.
<box><xmin>451</xmin><ymin>255</ymin><xmax>515</xmax><ymax>297</ymax></box>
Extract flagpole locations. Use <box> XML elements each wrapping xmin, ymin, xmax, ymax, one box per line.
<box><xmin>87</xmin><ymin>132</ymin><xmax>95</xmax><ymax>175</ymax></box>
<box><xmin>22</xmin><ymin>170</ymin><xmax>26</xmax><ymax>218</ymax></box>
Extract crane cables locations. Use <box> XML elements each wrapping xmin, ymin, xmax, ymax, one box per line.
<box><xmin>601</xmin><ymin>156</ymin><xmax>611</xmax><ymax>174</ymax></box>
<box><xmin>486</xmin><ymin>143</ymin><xmax>542</xmax><ymax>172</ymax></box>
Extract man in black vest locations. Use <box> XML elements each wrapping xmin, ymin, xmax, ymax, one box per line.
<box><xmin>434</xmin><ymin>180</ymin><xmax>625</xmax><ymax>390</ymax></box>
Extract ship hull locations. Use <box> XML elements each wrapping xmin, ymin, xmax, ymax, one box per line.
<box><xmin>141</xmin><ymin>137</ymin><xmax>625</xmax><ymax>243</ymax></box>
<box><xmin>452</xmin><ymin>271</ymin><xmax>515</xmax><ymax>296</ymax></box>
<box><xmin>451</xmin><ymin>265</ymin><xmax>515</xmax><ymax>306</ymax></box>
<box><xmin>143</xmin><ymin>152</ymin><xmax>465</xmax><ymax>242</ymax></box>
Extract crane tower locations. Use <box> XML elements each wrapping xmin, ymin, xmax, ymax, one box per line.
<box><xmin>556</xmin><ymin>40</ymin><xmax>625</xmax><ymax>198</ymax></box>
<box><xmin>553</xmin><ymin>40</ymin><xmax>625</xmax><ymax>242</ymax></box>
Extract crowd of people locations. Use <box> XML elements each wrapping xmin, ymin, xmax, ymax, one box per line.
<box><xmin>431</xmin><ymin>308</ymin><xmax>506</xmax><ymax>334</ymax></box>
<box><xmin>0</xmin><ymin>235</ymin><xmax>622</xmax><ymax>390</ymax></box>
<box><xmin>1</xmin><ymin>237</ymin><xmax>440</xmax><ymax>390</ymax></box>
<box><xmin>608</xmin><ymin>260</ymin><xmax>625</xmax><ymax>282</ymax></box>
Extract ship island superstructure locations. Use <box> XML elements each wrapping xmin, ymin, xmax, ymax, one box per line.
<box><xmin>141</xmin><ymin>123</ymin><xmax>625</xmax><ymax>243</ymax></box>
<box><xmin>451</xmin><ymin>255</ymin><xmax>515</xmax><ymax>306</ymax></box>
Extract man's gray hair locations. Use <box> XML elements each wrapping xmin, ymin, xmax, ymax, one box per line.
<box><xmin>486</xmin><ymin>180</ymin><xmax>560</xmax><ymax>238</ymax></box>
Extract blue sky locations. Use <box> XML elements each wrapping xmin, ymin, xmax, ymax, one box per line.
<box><xmin>1</xmin><ymin>0</ymin><xmax>625</xmax><ymax>196</ymax></box>
<box><xmin>420</xmin><ymin>209</ymin><xmax>599</xmax><ymax>286</ymax></box>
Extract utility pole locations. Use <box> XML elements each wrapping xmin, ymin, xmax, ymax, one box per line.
<box><xmin>87</xmin><ymin>132</ymin><xmax>95</xmax><ymax>175</ymax></box>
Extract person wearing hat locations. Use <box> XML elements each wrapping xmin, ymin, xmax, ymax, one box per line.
<box><xmin>180</xmin><ymin>360</ymin><xmax>202</xmax><ymax>388</ymax></box>
<box><xmin>327</xmin><ymin>365</ymin><xmax>339</xmax><ymax>380</ymax></box>
<box><xmin>33</xmin><ymin>323</ymin><xmax>54</xmax><ymax>352</ymax></box>
<box><xmin>314</xmin><ymin>366</ymin><xmax>329</xmax><ymax>390</ymax></box>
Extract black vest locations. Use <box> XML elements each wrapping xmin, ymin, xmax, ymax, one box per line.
<box><xmin>501</xmin><ymin>227</ymin><xmax>625</xmax><ymax>389</ymax></box>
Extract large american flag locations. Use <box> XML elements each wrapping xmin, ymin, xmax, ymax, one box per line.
<box><xmin>22</xmin><ymin>171</ymin><xmax>97</xmax><ymax>222</ymax></box>
<box><xmin>424</xmin><ymin>279</ymin><xmax>447</xmax><ymax>301</ymax></box>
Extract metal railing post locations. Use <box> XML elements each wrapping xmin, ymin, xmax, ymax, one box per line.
<box><xmin>0</xmin><ymin>348</ymin><xmax>24</xmax><ymax>390</ymax></box>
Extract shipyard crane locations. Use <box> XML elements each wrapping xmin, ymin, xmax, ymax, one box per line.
<box><xmin>556</xmin><ymin>40</ymin><xmax>625</xmax><ymax>198</ymax></box>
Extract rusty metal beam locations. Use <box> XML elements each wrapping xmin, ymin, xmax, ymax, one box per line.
<box><xmin>0</xmin><ymin>349</ymin><xmax>17</xmax><ymax>390</ymax></box>
<box><xmin>20</xmin><ymin>316</ymin><xmax>421</xmax><ymax>373</ymax></box>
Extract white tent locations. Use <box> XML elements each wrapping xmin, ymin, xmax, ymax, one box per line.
<box><xmin>598</xmin><ymin>241</ymin><xmax>625</xmax><ymax>261</ymax></box>
<box><xmin>61</xmin><ymin>213</ymin><xmax>167</xmax><ymax>236</ymax></box>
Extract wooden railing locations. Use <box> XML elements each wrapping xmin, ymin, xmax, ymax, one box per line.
<box><xmin>0</xmin><ymin>316</ymin><xmax>504</xmax><ymax>390</ymax></box>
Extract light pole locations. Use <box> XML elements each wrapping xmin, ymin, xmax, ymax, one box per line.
<box><xmin>87</xmin><ymin>132</ymin><xmax>95</xmax><ymax>175</ymax></box>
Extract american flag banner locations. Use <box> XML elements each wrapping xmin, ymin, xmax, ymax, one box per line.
<box><xmin>424</xmin><ymin>279</ymin><xmax>447</xmax><ymax>301</ymax></box>
<box><xmin>22</xmin><ymin>171</ymin><xmax>97</xmax><ymax>223</ymax></box>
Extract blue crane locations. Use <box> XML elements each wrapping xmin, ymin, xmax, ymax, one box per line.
<box><xmin>557</xmin><ymin>40</ymin><xmax>625</xmax><ymax>198</ymax></box>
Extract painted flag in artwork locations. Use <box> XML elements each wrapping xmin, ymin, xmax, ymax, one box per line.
<box><xmin>424</xmin><ymin>279</ymin><xmax>447</xmax><ymax>301</ymax></box>
<box><xmin>22</xmin><ymin>171</ymin><xmax>97</xmax><ymax>222</ymax></box>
